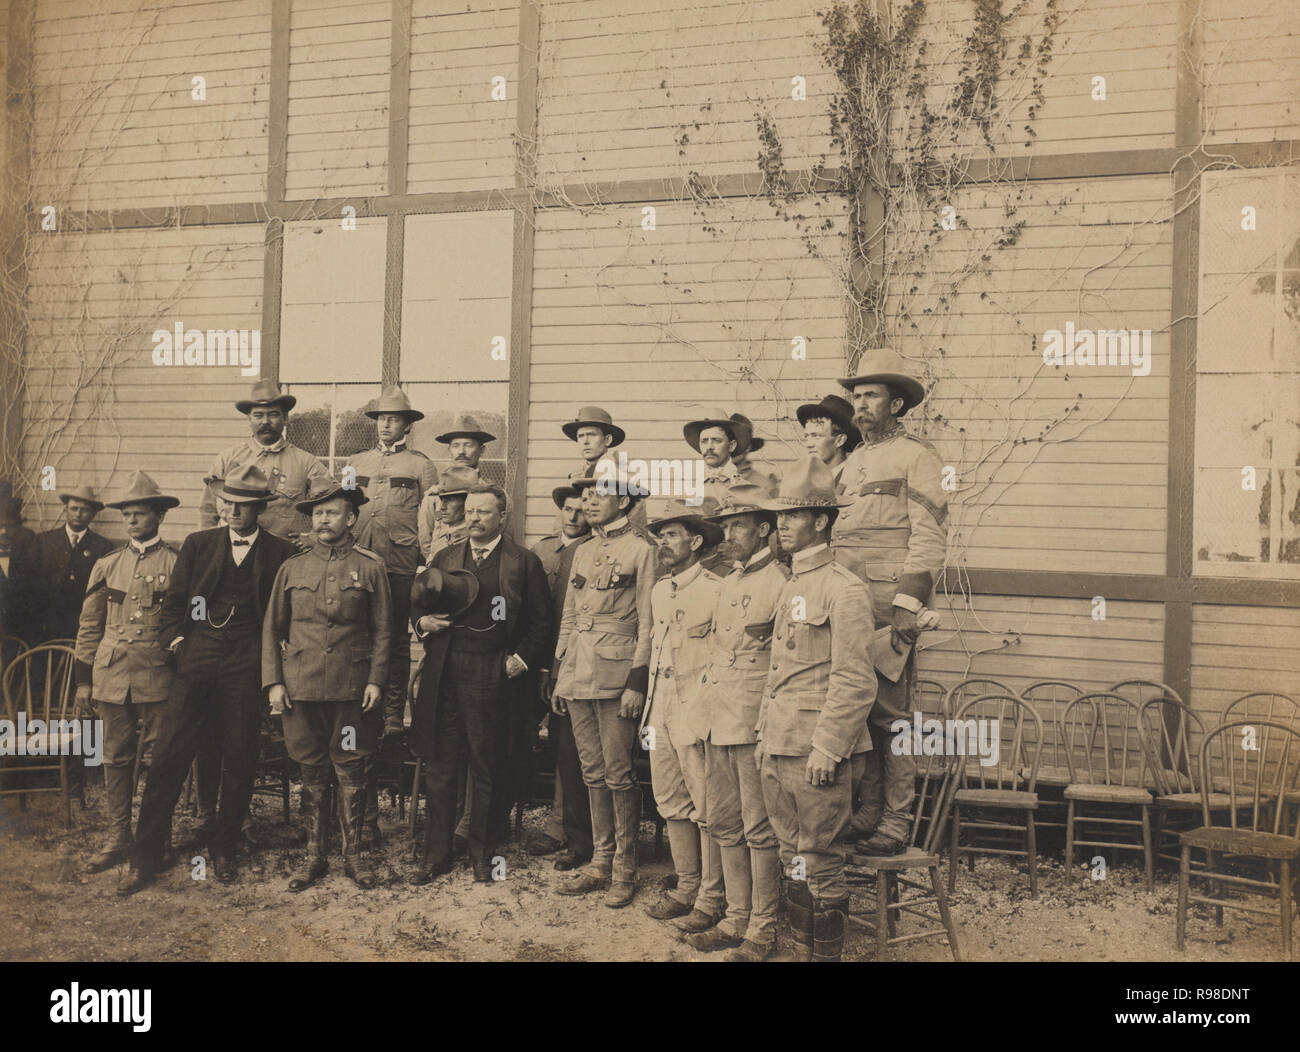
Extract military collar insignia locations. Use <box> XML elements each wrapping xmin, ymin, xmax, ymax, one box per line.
<box><xmin>128</xmin><ymin>537</ymin><xmax>164</xmax><ymax>555</ymax></box>
<box><xmin>600</xmin><ymin>516</ymin><xmax>632</xmax><ymax>539</ymax></box>
<box><xmin>861</xmin><ymin>421</ymin><xmax>906</xmax><ymax>447</ymax></box>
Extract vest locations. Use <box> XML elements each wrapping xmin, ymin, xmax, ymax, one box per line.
<box><xmin>451</xmin><ymin>543</ymin><xmax>506</xmax><ymax>651</ymax></box>
<box><xmin>199</xmin><ymin>537</ymin><xmax>260</xmax><ymax>634</ymax></box>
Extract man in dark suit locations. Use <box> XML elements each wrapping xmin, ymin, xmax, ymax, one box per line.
<box><xmin>118</xmin><ymin>465</ymin><xmax>298</xmax><ymax>894</ymax></box>
<box><xmin>29</xmin><ymin>485</ymin><xmax>115</xmax><ymax>644</ymax></box>
<box><xmin>409</xmin><ymin>483</ymin><xmax>552</xmax><ymax>884</ymax></box>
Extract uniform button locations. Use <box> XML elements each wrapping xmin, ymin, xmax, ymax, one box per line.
<box><xmin>325</xmin><ymin>646</ymin><xmax>333</xmax><ymax>653</ymax></box>
<box><xmin>127</xmin><ymin>639</ymin><xmax>134</xmax><ymax>645</ymax></box>
<box><xmin>874</xmin><ymin>488</ymin><xmax>881</xmax><ymax>494</ymax></box>
<box><xmin>135</xmin><ymin>629</ymin><xmax>142</xmax><ymax>635</ymax></box>
<box><xmin>327</xmin><ymin>622</ymin><xmax>333</xmax><ymax>628</ymax></box>
<box><xmin>787</xmin><ymin>640</ymin><xmax>795</xmax><ymax>649</ymax></box>
<box><xmin>130</xmin><ymin>595</ymin><xmax>137</xmax><ymax>600</ymax></box>
<box><xmin>329</xmin><ymin>575</ymin><xmax>335</xmax><ymax>581</ymax></box>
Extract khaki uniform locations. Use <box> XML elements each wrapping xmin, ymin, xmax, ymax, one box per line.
<box><xmin>832</xmin><ymin>423</ymin><xmax>947</xmax><ymax>840</ymax></box>
<box><xmin>701</xmin><ymin>458</ymin><xmax>780</xmax><ymax>508</ymax></box>
<box><xmin>642</xmin><ymin>562</ymin><xmax>721</xmax><ymax>912</ymax></box>
<box><xmin>699</xmin><ymin>549</ymin><xmax>789</xmax><ymax>942</ymax></box>
<box><xmin>74</xmin><ymin>538</ymin><xmax>180</xmax><ymax>849</ymax></box>
<box><xmin>554</xmin><ymin>516</ymin><xmax>656</xmax><ymax>885</ymax></box>
<box><xmin>758</xmin><ymin>544</ymin><xmax>875</xmax><ymax>901</ymax></box>
<box><xmin>201</xmin><ymin>438</ymin><xmax>329</xmax><ymax>543</ymax></box>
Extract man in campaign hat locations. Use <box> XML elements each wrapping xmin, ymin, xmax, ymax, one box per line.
<box><xmin>200</xmin><ymin>379</ymin><xmax>329</xmax><ymax>545</ymax></box>
<box><xmin>417</xmin><ymin>413</ymin><xmax>496</xmax><ymax>560</ymax></box>
<box><xmin>684</xmin><ymin>409</ymin><xmax>780</xmax><ymax>506</ymax></box>
<box><xmin>75</xmin><ymin>471</ymin><xmax>182</xmax><ymax>874</ymax></box>
<box><xmin>640</xmin><ymin>499</ymin><xmax>726</xmax><ymax>934</ymax></box>
<box><xmin>30</xmin><ymin>483</ymin><xmax>115</xmax><ymax>644</ymax></box>
<box><xmin>756</xmin><ymin>455</ymin><xmax>876</xmax><ymax>962</ymax></box>
<box><xmin>686</xmin><ymin>482</ymin><xmax>789</xmax><ymax>961</ymax></box>
<box><xmin>834</xmin><ymin>349</ymin><xmax>948</xmax><ymax>856</ymax></box>
<box><xmin>118</xmin><ymin>465</ymin><xmax>298</xmax><ymax>894</ymax></box>
<box><xmin>563</xmin><ymin>406</ymin><xmax>646</xmax><ymax>529</ymax></box>
<box><xmin>798</xmin><ymin>395</ymin><xmax>862</xmax><ymax>492</ymax></box>
<box><xmin>420</xmin><ymin>465</ymin><xmax>482</xmax><ymax>563</ymax></box>
<box><xmin>262</xmin><ymin>477</ymin><xmax>393</xmax><ymax>891</ymax></box>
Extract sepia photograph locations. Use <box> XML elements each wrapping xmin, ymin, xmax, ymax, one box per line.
<box><xmin>0</xmin><ymin>0</ymin><xmax>1296</xmax><ymax>1022</ymax></box>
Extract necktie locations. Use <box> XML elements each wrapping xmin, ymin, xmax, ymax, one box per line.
<box><xmin>472</xmin><ymin>547</ymin><xmax>486</xmax><ymax>566</ymax></box>
<box><xmin>232</xmin><ymin>539</ymin><xmax>251</xmax><ymax>547</ymax></box>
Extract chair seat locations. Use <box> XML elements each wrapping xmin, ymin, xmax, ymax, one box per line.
<box><xmin>1023</xmin><ymin>764</ymin><xmax>1071</xmax><ymax>787</ymax></box>
<box><xmin>1156</xmin><ymin>791</ymin><xmax>1255</xmax><ymax>811</ymax></box>
<box><xmin>1179</xmin><ymin>826</ymin><xmax>1300</xmax><ymax>860</ymax></box>
<box><xmin>1064</xmin><ymin>783</ymin><xmax>1152</xmax><ymax>804</ymax></box>
<box><xmin>954</xmin><ymin>788</ymin><xmax>1038</xmax><ymax>809</ymax></box>
<box><xmin>848</xmin><ymin>846</ymin><xmax>938</xmax><ymax>872</ymax></box>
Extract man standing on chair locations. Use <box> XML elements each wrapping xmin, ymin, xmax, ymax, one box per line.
<box><xmin>117</xmin><ymin>465</ymin><xmax>297</xmax><ymax>894</ymax></box>
<box><xmin>74</xmin><ymin>472</ymin><xmax>181</xmax><ymax>875</ymax></box>
<box><xmin>757</xmin><ymin>456</ymin><xmax>875</xmax><ymax>963</ymax></box>
<box><xmin>30</xmin><ymin>485</ymin><xmax>115</xmax><ymax>645</ymax></box>
<box><xmin>551</xmin><ymin>464</ymin><xmax>656</xmax><ymax>909</ymax></box>
<box><xmin>831</xmin><ymin>350</ymin><xmax>948</xmax><ymax>857</ymax></box>
<box><xmin>408</xmin><ymin>484</ymin><xmax>551</xmax><ymax>884</ymax></box>
<box><xmin>262</xmin><ymin>477</ymin><xmax>392</xmax><ymax>891</ymax></box>
<box><xmin>417</xmin><ymin>414</ymin><xmax>495</xmax><ymax>561</ymax></box>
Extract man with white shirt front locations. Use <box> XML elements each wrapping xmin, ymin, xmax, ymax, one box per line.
<box><xmin>117</xmin><ymin>464</ymin><xmax>299</xmax><ymax>895</ymax></box>
<box><xmin>30</xmin><ymin>485</ymin><xmax>116</xmax><ymax>645</ymax></box>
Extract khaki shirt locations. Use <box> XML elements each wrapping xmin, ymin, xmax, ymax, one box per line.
<box><xmin>74</xmin><ymin>539</ymin><xmax>179</xmax><ymax>703</ymax></box>
<box><xmin>643</xmin><ymin>561</ymin><xmax>720</xmax><ymax>742</ymax></box>
<box><xmin>759</xmin><ymin>545</ymin><xmax>875</xmax><ymax>761</ymax></box>
<box><xmin>262</xmin><ymin>536</ymin><xmax>393</xmax><ymax>701</ymax></box>
<box><xmin>699</xmin><ymin>550</ymin><xmax>790</xmax><ymax>746</ymax></box>
<box><xmin>554</xmin><ymin>517</ymin><xmax>656</xmax><ymax>701</ymax></box>
<box><xmin>202</xmin><ymin>437</ymin><xmax>330</xmax><ymax>542</ymax></box>
<box><xmin>702</xmin><ymin>457</ymin><xmax>780</xmax><ymax>507</ymax></box>
<box><xmin>349</xmin><ymin>442</ymin><xmax>439</xmax><ymax>576</ymax></box>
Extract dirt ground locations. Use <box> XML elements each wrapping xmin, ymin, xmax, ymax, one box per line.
<box><xmin>0</xmin><ymin>782</ymin><xmax>1289</xmax><ymax>963</ymax></box>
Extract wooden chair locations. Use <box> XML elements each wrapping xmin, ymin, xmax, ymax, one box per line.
<box><xmin>251</xmin><ymin>711</ymin><xmax>292</xmax><ymax>821</ymax></box>
<box><xmin>947</xmin><ymin>693</ymin><xmax>1044</xmax><ymax>898</ymax></box>
<box><xmin>0</xmin><ymin>643</ymin><xmax>79</xmax><ymax>828</ymax></box>
<box><xmin>847</xmin><ymin>729</ymin><xmax>962</xmax><ymax>960</ymax></box>
<box><xmin>1222</xmin><ymin>691</ymin><xmax>1300</xmax><ymax>731</ymax></box>
<box><xmin>1020</xmin><ymin>680</ymin><xmax>1084</xmax><ymax>834</ymax></box>
<box><xmin>914</xmin><ymin>677</ymin><xmax>950</xmax><ymax>718</ymax></box>
<box><xmin>1061</xmin><ymin>692</ymin><xmax>1156</xmax><ymax>891</ymax></box>
<box><xmin>1176</xmin><ymin>720</ymin><xmax>1300</xmax><ymax>958</ymax></box>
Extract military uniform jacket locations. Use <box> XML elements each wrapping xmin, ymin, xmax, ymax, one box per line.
<box><xmin>349</xmin><ymin>442</ymin><xmax>439</xmax><ymax>576</ymax></box>
<box><xmin>758</xmin><ymin>545</ymin><xmax>875</xmax><ymax>761</ymax></box>
<box><xmin>532</xmin><ymin>532</ymin><xmax>589</xmax><ymax>680</ymax></box>
<box><xmin>698</xmin><ymin>550</ymin><xmax>790</xmax><ymax>746</ymax></box>
<box><xmin>31</xmin><ymin>526</ymin><xmax>115</xmax><ymax>642</ymax></box>
<box><xmin>74</xmin><ymin>538</ymin><xmax>180</xmax><ymax>703</ymax></box>
<box><xmin>831</xmin><ymin>423</ymin><xmax>947</xmax><ymax>624</ymax></box>
<box><xmin>261</xmin><ymin>537</ymin><xmax>393</xmax><ymax>701</ymax></box>
<box><xmin>201</xmin><ymin>437</ymin><xmax>330</xmax><ymax>542</ymax></box>
<box><xmin>642</xmin><ymin>562</ymin><xmax>720</xmax><ymax>741</ymax></box>
<box><xmin>554</xmin><ymin>518</ymin><xmax>656</xmax><ymax>702</ymax></box>
<box><xmin>702</xmin><ymin>457</ymin><xmax>781</xmax><ymax>507</ymax></box>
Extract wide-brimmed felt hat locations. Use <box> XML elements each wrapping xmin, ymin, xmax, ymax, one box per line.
<box><xmin>729</xmin><ymin>413</ymin><xmax>769</xmax><ymax>457</ymax></box>
<box><xmin>410</xmin><ymin>567</ymin><xmax>480</xmax><ymax>620</ymax></box>
<box><xmin>216</xmin><ymin>463</ymin><xmax>272</xmax><ymax>504</ymax></box>
<box><xmin>236</xmin><ymin>378</ymin><xmax>297</xmax><ymax>415</ymax></box>
<box><xmin>436</xmin><ymin>413</ymin><xmax>496</xmax><ymax>446</ymax></box>
<box><xmin>365</xmin><ymin>385</ymin><xmax>424</xmax><ymax>422</ymax></box>
<box><xmin>758</xmin><ymin>455</ymin><xmax>851</xmax><ymax>512</ymax></box>
<box><xmin>436</xmin><ymin>466</ymin><xmax>482</xmax><ymax>498</ymax></box>
<box><xmin>58</xmin><ymin>485</ymin><xmax>105</xmax><ymax>512</ymax></box>
<box><xmin>105</xmin><ymin>471</ymin><xmax>181</xmax><ymax>511</ymax></box>
<box><xmin>707</xmin><ymin>481</ymin><xmax>777</xmax><ymax>525</ymax></box>
<box><xmin>797</xmin><ymin>394</ymin><xmax>863</xmax><ymax>453</ymax></box>
<box><xmin>293</xmin><ymin>475</ymin><xmax>368</xmax><ymax>514</ymax></box>
<box><xmin>562</xmin><ymin>406</ymin><xmax>626</xmax><ymax>447</ymax></box>
<box><xmin>552</xmin><ymin>483</ymin><xmax>582</xmax><ymax>509</ymax></box>
<box><xmin>646</xmin><ymin>496</ymin><xmax>724</xmax><ymax>548</ymax></box>
<box><xmin>683</xmin><ymin>409</ymin><xmax>751</xmax><ymax>455</ymax></box>
<box><xmin>837</xmin><ymin>348</ymin><xmax>925</xmax><ymax>415</ymax></box>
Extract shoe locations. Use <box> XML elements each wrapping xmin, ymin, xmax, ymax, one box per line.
<box><xmin>525</xmin><ymin>833</ymin><xmax>565</xmax><ymax>857</ymax></box>
<box><xmin>644</xmin><ymin>893</ymin><xmax>694</xmax><ymax>921</ymax></box>
<box><xmin>857</xmin><ymin>831</ymin><xmax>906</xmax><ymax>856</ymax></box>
<box><xmin>473</xmin><ymin>861</ymin><xmax>492</xmax><ymax>883</ymax></box>
<box><xmin>410</xmin><ymin>857</ymin><xmax>454</xmax><ymax>886</ymax></box>
<box><xmin>557</xmin><ymin>871</ymin><xmax>610</xmax><ymax>896</ymax></box>
<box><xmin>115</xmin><ymin>865</ymin><xmax>154</xmax><ymax>897</ymax></box>
<box><xmin>213</xmin><ymin>853</ymin><xmax>238</xmax><ymax>884</ymax></box>
<box><xmin>684</xmin><ymin>926</ymin><xmax>745</xmax><ymax>952</ymax></box>
<box><xmin>287</xmin><ymin>856</ymin><xmax>329</xmax><ymax>892</ymax></box>
<box><xmin>85</xmin><ymin>843</ymin><xmax>130</xmax><ymax>874</ymax></box>
<box><xmin>552</xmin><ymin>849</ymin><xmax>590</xmax><ymax>872</ymax></box>
<box><xmin>604</xmin><ymin>880</ymin><xmax>636</xmax><ymax>909</ymax></box>
<box><xmin>725</xmin><ymin>939</ymin><xmax>775</xmax><ymax>962</ymax></box>
<box><xmin>672</xmin><ymin>908</ymin><xmax>720</xmax><ymax>934</ymax></box>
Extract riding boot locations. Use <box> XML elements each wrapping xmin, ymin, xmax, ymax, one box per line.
<box><xmin>286</xmin><ymin>775</ymin><xmax>330</xmax><ymax>892</ymax></box>
<box><xmin>339</xmin><ymin>783</ymin><xmax>377</xmax><ymax>889</ymax></box>
<box><xmin>362</xmin><ymin>756</ymin><xmax>383</xmax><ymax>849</ymax></box>
<box><xmin>784</xmin><ymin>877</ymin><xmax>815</xmax><ymax>962</ymax></box>
<box><xmin>606</xmin><ymin>788</ymin><xmax>641</xmax><ymax>908</ymax></box>
<box><xmin>812</xmin><ymin>894</ymin><xmax>850</xmax><ymax>962</ymax></box>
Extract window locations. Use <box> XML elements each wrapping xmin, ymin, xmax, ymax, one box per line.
<box><xmin>1194</xmin><ymin>169</ymin><xmax>1300</xmax><ymax>578</ymax></box>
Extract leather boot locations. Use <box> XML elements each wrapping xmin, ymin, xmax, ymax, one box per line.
<box><xmin>606</xmin><ymin>788</ymin><xmax>640</xmax><ymax>908</ymax></box>
<box><xmin>87</xmin><ymin>765</ymin><xmax>135</xmax><ymax>872</ymax></box>
<box><xmin>784</xmin><ymin>877</ymin><xmax>815</xmax><ymax>963</ymax></box>
<box><xmin>287</xmin><ymin>778</ymin><xmax>330</xmax><ymax>892</ymax></box>
<box><xmin>716</xmin><ymin>843</ymin><xmax>753</xmax><ymax>939</ymax></box>
<box><xmin>812</xmin><ymin>894</ymin><xmax>850</xmax><ymax>962</ymax></box>
<box><xmin>655</xmin><ymin>818</ymin><xmax>700</xmax><ymax>910</ymax></box>
<box><xmin>362</xmin><ymin>757</ymin><xmax>383</xmax><ymax>850</ymax></box>
<box><xmin>339</xmin><ymin>784</ymin><xmax>377</xmax><ymax>888</ymax></box>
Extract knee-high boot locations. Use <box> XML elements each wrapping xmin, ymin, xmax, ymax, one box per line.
<box><xmin>784</xmin><ymin>877</ymin><xmax>815</xmax><ymax>962</ymax></box>
<box><xmin>812</xmin><ymin>894</ymin><xmax>850</xmax><ymax>962</ymax></box>
<box><xmin>287</xmin><ymin>772</ymin><xmax>330</xmax><ymax>891</ymax></box>
<box><xmin>339</xmin><ymin>783</ymin><xmax>377</xmax><ymax>888</ymax></box>
<box><xmin>606</xmin><ymin>788</ymin><xmax>641</xmax><ymax>908</ymax></box>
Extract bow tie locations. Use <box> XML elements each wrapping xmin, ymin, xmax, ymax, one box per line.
<box><xmin>232</xmin><ymin>539</ymin><xmax>251</xmax><ymax>547</ymax></box>
<box><xmin>472</xmin><ymin>547</ymin><xmax>488</xmax><ymax>564</ymax></box>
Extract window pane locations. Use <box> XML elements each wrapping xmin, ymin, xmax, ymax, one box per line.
<box><xmin>282</xmin><ymin>382</ymin><xmax>382</xmax><ymax>475</ymax></box>
<box><xmin>404</xmin><ymin>381</ymin><xmax>508</xmax><ymax>484</ymax></box>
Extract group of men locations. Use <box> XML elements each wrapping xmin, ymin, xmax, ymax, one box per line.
<box><xmin>2</xmin><ymin>345</ymin><xmax>948</xmax><ymax>963</ymax></box>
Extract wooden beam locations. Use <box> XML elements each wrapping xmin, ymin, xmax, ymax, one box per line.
<box><xmin>267</xmin><ymin>0</ymin><xmax>291</xmax><ymax>204</ymax></box>
<box><xmin>939</xmin><ymin>568</ymin><xmax>1300</xmax><ymax>609</ymax></box>
<box><xmin>388</xmin><ymin>0</ymin><xmax>411</xmax><ymax>198</ymax></box>
<box><xmin>382</xmin><ymin>213</ymin><xmax>403</xmax><ymax>387</ymax></box>
<box><xmin>2</xmin><ymin>0</ymin><xmax>34</xmax><ymax>481</ymax></box>
<box><xmin>260</xmin><ymin>218</ymin><xmax>284</xmax><ymax>384</ymax></box>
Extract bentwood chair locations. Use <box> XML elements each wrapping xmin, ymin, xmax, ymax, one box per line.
<box><xmin>1019</xmin><ymin>680</ymin><xmax>1085</xmax><ymax>834</ymax></box>
<box><xmin>847</xmin><ymin>729</ymin><xmax>962</xmax><ymax>960</ymax></box>
<box><xmin>0</xmin><ymin>643</ymin><xmax>79</xmax><ymax>827</ymax></box>
<box><xmin>1060</xmin><ymin>693</ymin><xmax>1155</xmax><ymax>890</ymax></box>
<box><xmin>1176</xmin><ymin>720</ymin><xmax>1300</xmax><ymax>959</ymax></box>
<box><xmin>947</xmin><ymin>693</ymin><xmax>1044</xmax><ymax>898</ymax></box>
<box><xmin>1222</xmin><ymin>691</ymin><xmax>1300</xmax><ymax>732</ymax></box>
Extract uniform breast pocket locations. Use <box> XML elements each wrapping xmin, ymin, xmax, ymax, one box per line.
<box><xmin>685</xmin><ymin>622</ymin><xmax>711</xmax><ymax>640</ymax></box>
<box><xmin>791</xmin><ymin>611</ymin><xmax>831</xmax><ymax>663</ymax></box>
<box><xmin>340</xmin><ymin>578</ymin><xmax>374</xmax><ymax>619</ymax></box>
<box><xmin>743</xmin><ymin>619</ymin><xmax>775</xmax><ymax>645</ymax></box>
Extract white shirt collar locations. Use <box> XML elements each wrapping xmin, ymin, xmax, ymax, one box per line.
<box><xmin>250</xmin><ymin>434</ymin><xmax>288</xmax><ymax>454</ymax></box>
<box><xmin>470</xmin><ymin>533</ymin><xmax>503</xmax><ymax>558</ymax></box>
<box><xmin>230</xmin><ymin>527</ymin><xmax>260</xmax><ymax>546</ymax></box>
<box><xmin>66</xmin><ymin>525</ymin><xmax>86</xmax><ymax>545</ymax></box>
<box><xmin>379</xmin><ymin>438</ymin><xmax>407</xmax><ymax>454</ymax></box>
<box><xmin>128</xmin><ymin>536</ymin><xmax>158</xmax><ymax>554</ymax></box>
